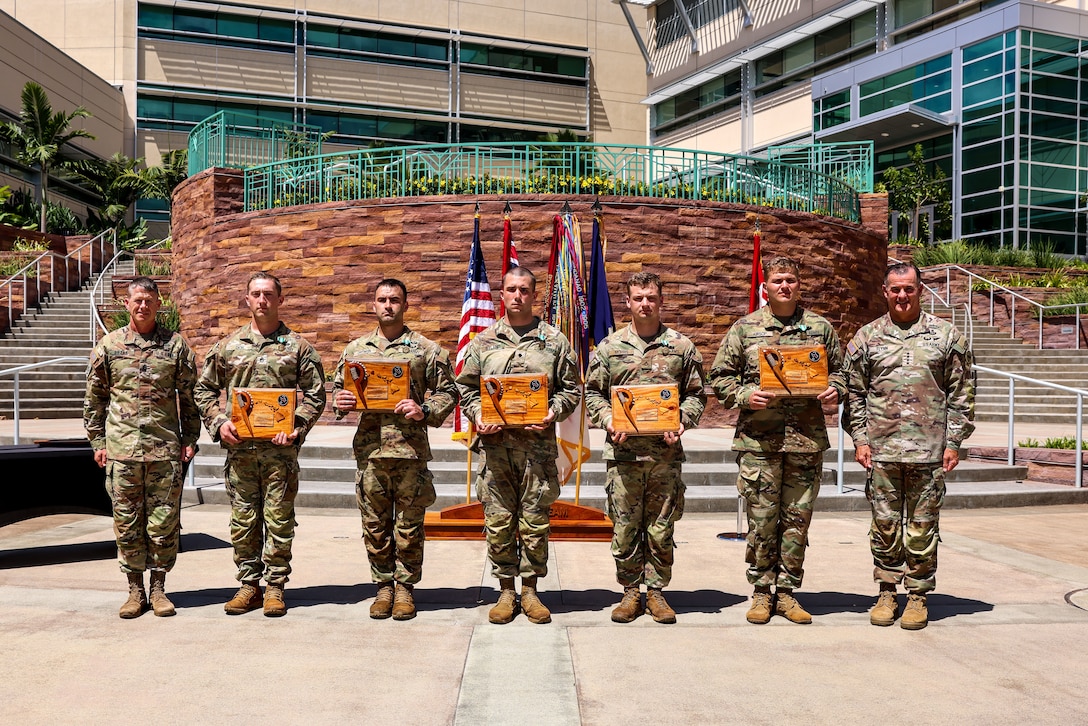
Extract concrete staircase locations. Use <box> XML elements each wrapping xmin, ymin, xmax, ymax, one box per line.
<box><xmin>0</xmin><ymin>262</ymin><xmax>125</xmax><ymax>419</ymax></box>
<box><xmin>922</xmin><ymin>299</ymin><xmax>1088</xmax><ymax>424</ymax></box>
<box><xmin>184</xmin><ymin>440</ymin><xmax>1032</xmax><ymax>512</ymax></box>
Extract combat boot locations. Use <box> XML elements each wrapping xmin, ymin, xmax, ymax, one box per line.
<box><xmin>611</xmin><ymin>587</ymin><xmax>644</xmax><ymax>623</ymax></box>
<box><xmin>746</xmin><ymin>587</ymin><xmax>773</xmax><ymax>624</ymax></box>
<box><xmin>224</xmin><ymin>581</ymin><xmax>262</xmax><ymax>615</ymax></box>
<box><xmin>392</xmin><ymin>583</ymin><xmax>416</xmax><ymax>621</ymax></box>
<box><xmin>370</xmin><ymin>583</ymin><xmax>394</xmax><ymax>619</ymax></box>
<box><xmin>646</xmin><ymin>588</ymin><xmax>677</xmax><ymax>624</ymax></box>
<box><xmin>264</xmin><ymin>583</ymin><xmax>287</xmax><ymax>617</ymax></box>
<box><xmin>774</xmin><ymin>590</ymin><xmax>812</xmax><ymax>624</ymax></box>
<box><xmin>901</xmin><ymin>593</ymin><xmax>929</xmax><ymax>630</ymax></box>
<box><xmin>148</xmin><ymin>570</ymin><xmax>176</xmax><ymax>617</ymax></box>
<box><xmin>488</xmin><ymin>577</ymin><xmax>519</xmax><ymax>624</ymax></box>
<box><xmin>870</xmin><ymin>585</ymin><xmax>899</xmax><ymax>626</ymax></box>
<box><xmin>520</xmin><ymin>576</ymin><xmax>552</xmax><ymax>624</ymax></box>
<box><xmin>119</xmin><ymin>572</ymin><xmax>147</xmax><ymax>619</ymax></box>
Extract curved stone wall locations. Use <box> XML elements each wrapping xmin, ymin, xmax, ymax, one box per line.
<box><xmin>172</xmin><ymin>168</ymin><xmax>888</xmax><ymax>423</ymax></box>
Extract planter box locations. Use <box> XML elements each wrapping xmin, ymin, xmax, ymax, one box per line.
<box><xmin>968</xmin><ymin>446</ymin><xmax>1087</xmax><ymax>485</ymax></box>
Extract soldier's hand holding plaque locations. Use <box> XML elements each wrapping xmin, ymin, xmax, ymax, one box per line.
<box><xmin>480</xmin><ymin>373</ymin><xmax>549</xmax><ymax>426</ymax></box>
<box><xmin>758</xmin><ymin>344</ymin><xmax>829</xmax><ymax>396</ymax></box>
<box><xmin>610</xmin><ymin>384</ymin><xmax>681</xmax><ymax>435</ymax></box>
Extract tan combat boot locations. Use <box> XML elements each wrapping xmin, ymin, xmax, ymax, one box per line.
<box><xmin>148</xmin><ymin>570</ymin><xmax>176</xmax><ymax>617</ymax></box>
<box><xmin>224</xmin><ymin>581</ymin><xmax>262</xmax><ymax>615</ymax></box>
<box><xmin>870</xmin><ymin>585</ymin><xmax>899</xmax><ymax>626</ymax></box>
<box><xmin>520</xmin><ymin>577</ymin><xmax>552</xmax><ymax>624</ymax></box>
<box><xmin>488</xmin><ymin>577</ymin><xmax>518</xmax><ymax>624</ymax></box>
<box><xmin>774</xmin><ymin>590</ymin><xmax>812</xmax><ymax>624</ymax></box>
<box><xmin>901</xmin><ymin>593</ymin><xmax>928</xmax><ymax>630</ymax></box>
<box><xmin>746</xmin><ymin>587</ymin><xmax>773</xmax><ymax>624</ymax></box>
<box><xmin>611</xmin><ymin>587</ymin><xmax>644</xmax><ymax>623</ymax></box>
<box><xmin>392</xmin><ymin>583</ymin><xmax>416</xmax><ymax>621</ymax></box>
<box><xmin>370</xmin><ymin>583</ymin><xmax>394</xmax><ymax>619</ymax></box>
<box><xmin>646</xmin><ymin>588</ymin><xmax>677</xmax><ymax>624</ymax></box>
<box><xmin>119</xmin><ymin>572</ymin><xmax>147</xmax><ymax>619</ymax></box>
<box><xmin>264</xmin><ymin>583</ymin><xmax>287</xmax><ymax>617</ymax></box>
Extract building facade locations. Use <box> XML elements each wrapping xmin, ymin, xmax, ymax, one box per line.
<box><xmin>623</xmin><ymin>0</ymin><xmax>1088</xmax><ymax>254</ymax></box>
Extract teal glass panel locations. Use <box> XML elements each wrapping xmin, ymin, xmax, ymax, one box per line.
<box><xmin>962</xmin><ymin>117</ymin><xmax>1002</xmax><ymax>147</ymax></box>
<box><xmin>378</xmin><ymin>37</ymin><xmax>415</xmax><ymax>57</ymax></box>
<box><xmin>136</xmin><ymin>96</ymin><xmax>172</xmax><ymax>119</ymax></box>
<box><xmin>1030</xmin><ymin>32</ymin><xmax>1079</xmax><ymax>55</ymax></box>
<box><xmin>1030</xmin><ymin>113</ymin><xmax>1078</xmax><ymax>141</ymax></box>
<box><xmin>895</xmin><ymin>0</ymin><xmax>930</xmax><ymax>27</ymax></box>
<box><xmin>961</xmin><ymin>193</ymin><xmax>1001</xmax><ymax>213</ymax></box>
<box><xmin>1029</xmin><ymin>163</ymin><xmax>1077</xmax><ymax>190</ymax></box>
<box><xmin>1029</xmin><ymin>209</ymin><xmax>1075</xmax><ymax>232</ymax></box>
<box><xmin>558</xmin><ymin>56</ymin><xmax>587</xmax><ymax>77</ymax></box>
<box><xmin>920</xmin><ymin>93</ymin><xmax>951</xmax><ymax>113</ymax></box>
<box><xmin>962</xmin><ymin>211</ymin><xmax>1002</xmax><ymax>235</ymax></box>
<box><xmin>307</xmin><ymin>25</ymin><xmax>338</xmax><ymax>48</ymax></box>
<box><xmin>963</xmin><ymin>78</ymin><xmax>1003</xmax><ymax>108</ymax></box>
<box><xmin>963</xmin><ymin>143</ymin><xmax>1002</xmax><ymax>170</ymax></box>
<box><xmin>1026</xmin><ymin>73</ymin><xmax>1078</xmax><ymax>99</ymax></box>
<box><xmin>174</xmin><ymin>10</ymin><xmax>215</xmax><ymax>35</ymax></box>
<box><xmin>260</xmin><ymin>19</ymin><xmax>294</xmax><ymax>44</ymax></box>
<box><xmin>378</xmin><ymin>119</ymin><xmax>415</xmax><ymax>138</ymax></box>
<box><xmin>963</xmin><ymin>35</ymin><xmax>1003</xmax><ymax>64</ymax></box>
<box><xmin>963</xmin><ymin>55</ymin><xmax>1003</xmax><ymax>84</ymax></box>
<box><xmin>306</xmin><ymin>112</ymin><xmax>338</xmax><ymax>134</ymax></box>
<box><xmin>138</xmin><ymin>5</ymin><xmax>173</xmax><ymax>29</ymax></box>
<box><xmin>415</xmin><ymin>39</ymin><xmax>448</xmax><ymax>62</ymax></box>
<box><xmin>963</xmin><ymin>101</ymin><xmax>1002</xmax><ymax>123</ymax></box>
<box><xmin>460</xmin><ymin>43</ymin><xmax>487</xmax><ymax>64</ymax></box>
<box><xmin>174</xmin><ymin>99</ymin><xmax>217</xmax><ymax>122</ymax></box>
<box><xmin>962</xmin><ymin>166</ymin><xmax>1002</xmax><ymax>194</ymax></box>
<box><xmin>925</xmin><ymin>55</ymin><xmax>952</xmax><ymax>73</ymax></box>
<box><xmin>339</xmin><ymin>115</ymin><xmax>378</xmax><ymax>137</ymax></box>
<box><xmin>217</xmin><ymin>15</ymin><xmax>257</xmax><ymax>40</ymax></box>
<box><xmin>1029</xmin><ymin>50</ymin><xmax>1079</xmax><ymax>77</ymax></box>
<box><xmin>1029</xmin><ymin>138</ymin><xmax>1077</xmax><ymax>166</ymax></box>
<box><xmin>1031</xmin><ymin>96</ymin><xmax>1077</xmax><ymax>115</ymax></box>
<box><xmin>1029</xmin><ymin>190</ymin><xmax>1076</xmax><ymax>208</ymax></box>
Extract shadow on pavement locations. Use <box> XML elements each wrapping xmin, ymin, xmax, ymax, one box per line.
<box><xmin>178</xmin><ymin>532</ymin><xmax>231</xmax><ymax>552</ymax></box>
<box><xmin>0</xmin><ymin>540</ymin><xmax>115</xmax><ymax>569</ymax></box>
<box><xmin>802</xmin><ymin>590</ymin><xmax>994</xmax><ymax>621</ymax></box>
<box><xmin>549</xmin><ymin>587</ymin><xmax>746</xmax><ymax>614</ymax></box>
<box><xmin>171</xmin><ymin>583</ymin><xmax>373</xmax><ymax>610</ymax></box>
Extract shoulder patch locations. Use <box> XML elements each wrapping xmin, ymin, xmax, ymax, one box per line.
<box><xmin>846</xmin><ymin>340</ymin><xmax>859</xmax><ymax>357</ymax></box>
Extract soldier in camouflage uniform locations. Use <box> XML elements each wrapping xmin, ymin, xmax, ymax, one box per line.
<box><xmin>709</xmin><ymin>257</ymin><xmax>846</xmax><ymax>625</ymax></box>
<box><xmin>456</xmin><ymin>267</ymin><xmax>581</xmax><ymax>625</ymax></box>
<box><xmin>195</xmin><ymin>271</ymin><xmax>326</xmax><ymax>617</ymax></box>
<box><xmin>843</xmin><ymin>261</ymin><xmax>975</xmax><ymax>630</ymax></box>
<box><xmin>84</xmin><ymin>277</ymin><xmax>201</xmax><ymax>619</ymax></box>
<box><xmin>332</xmin><ymin>278</ymin><xmax>457</xmax><ymax>621</ymax></box>
<box><xmin>584</xmin><ymin>272</ymin><xmax>706</xmax><ymax>624</ymax></box>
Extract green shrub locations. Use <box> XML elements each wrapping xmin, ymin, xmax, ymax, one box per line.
<box><xmin>135</xmin><ymin>257</ymin><xmax>171</xmax><ymax>276</ymax></box>
<box><xmin>1018</xmin><ymin>438</ymin><xmax>1040</xmax><ymax>448</ymax></box>
<box><xmin>1042</xmin><ymin>287</ymin><xmax>1088</xmax><ymax>316</ymax></box>
<box><xmin>1042</xmin><ymin>436</ymin><xmax>1086</xmax><ymax>450</ymax></box>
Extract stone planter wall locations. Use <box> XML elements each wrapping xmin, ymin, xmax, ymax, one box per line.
<box><xmin>172</xmin><ymin>168</ymin><xmax>890</xmax><ymax>426</ymax></box>
<box><xmin>968</xmin><ymin>446</ymin><xmax>1088</xmax><ymax>485</ymax></box>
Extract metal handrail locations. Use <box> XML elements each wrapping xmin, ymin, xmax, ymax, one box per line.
<box><xmin>64</xmin><ymin>229</ymin><xmax>116</xmax><ymax>288</ymax></box>
<box><xmin>0</xmin><ymin>356</ymin><xmax>89</xmax><ymax>445</ymax></box>
<box><xmin>89</xmin><ymin>238</ymin><xmax>172</xmax><ymax>341</ymax></box>
<box><xmin>929</xmin><ymin>264</ymin><xmax>1088</xmax><ymax>349</ymax></box>
<box><xmin>0</xmin><ymin>249</ymin><xmax>57</xmax><ymax>330</ymax></box>
<box><xmin>974</xmin><ymin>364</ymin><xmax>1086</xmax><ymax>488</ymax></box>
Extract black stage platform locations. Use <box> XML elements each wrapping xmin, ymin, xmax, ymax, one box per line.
<box><xmin>0</xmin><ymin>440</ymin><xmax>110</xmax><ymax>526</ymax></box>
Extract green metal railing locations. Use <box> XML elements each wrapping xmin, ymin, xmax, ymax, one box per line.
<box><xmin>767</xmin><ymin>141</ymin><xmax>874</xmax><ymax>194</ymax></box>
<box><xmin>188</xmin><ymin>111</ymin><xmax>325</xmax><ymax>177</ymax></box>
<box><xmin>242</xmin><ymin>143</ymin><xmax>861</xmax><ymax>221</ymax></box>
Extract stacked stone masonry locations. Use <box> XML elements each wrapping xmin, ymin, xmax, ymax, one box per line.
<box><xmin>173</xmin><ymin>169</ymin><xmax>889</xmax><ymax>425</ymax></box>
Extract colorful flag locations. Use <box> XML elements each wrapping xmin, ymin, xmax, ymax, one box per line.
<box><xmin>452</xmin><ymin>212</ymin><xmax>497</xmax><ymax>443</ymax></box>
<box><xmin>498</xmin><ymin>209</ymin><xmax>520</xmax><ymax>317</ymax></box>
<box><xmin>749</xmin><ymin>226</ymin><xmax>768</xmax><ymax>313</ymax></box>
<box><xmin>587</xmin><ymin>212</ymin><xmax>614</xmax><ymax>350</ymax></box>
<box><xmin>546</xmin><ymin>210</ymin><xmax>592</xmax><ymax>484</ymax></box>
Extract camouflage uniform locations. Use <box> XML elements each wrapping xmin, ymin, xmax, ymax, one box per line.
<box><xmin>583</xmin><ymin>324</ymin><xmax>706</xmax><ymax>589</ymax></box>
<box><xmin>332</xmin><ymin>327</ymin><xmax>457</xmax><ymax>585</ymax></box>
<box><xmin>456</xmin><ymin>317</ymin><xmax>581</xmax><ymax>579</ymax></box>
<box><xmin>709</xmin><ymin>306</ymin><xmax>846</xmax><ymax>590</ymax></box>
<box><xmin>84</xmin><ymin>324</ymin><xmax>201</xmax><ymax>574</ymax></box>
<box><xmin>195</xmin><ymin>322</ymin><xmax>326</xmax><ymax>585</ymax></box>
<box><xmin>843</xmin><ymin>312</ymin><xmax>975</xmax><ymax>594</ymax></box>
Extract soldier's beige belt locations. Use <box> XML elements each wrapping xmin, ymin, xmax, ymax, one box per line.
<box><xmin>346</xmin><ymin>357</ymin><xmax>410</xmax><ymax>412</ymax></box>
<box><xmin>231</xmin><ymin>387</ymin><xmax>296</xmax><ymax>439</ymax></box>
<box><xmin>757</xmin><ymin>344</ymin><xmax>828</xmax><ymax>396</ymax></box>
<box><xmin>480</xmin><ymin>373</ymin><xmax>549</xmax><ymax>426</ymax></box>
<box><xmin>610</xmin><ymin>384</ymin><xmax>681</xmax><ymax>435</ymax></box>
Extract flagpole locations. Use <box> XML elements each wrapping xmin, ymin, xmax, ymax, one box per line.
<box><xmin>465</xmin><ymin>426</ymin><xmax>473</xmax><ymax>504</ymax></box>
<box><xmin>574</xmin><ymin>395</ymin><xmax>586</xmax><ymax>505</ymax></box>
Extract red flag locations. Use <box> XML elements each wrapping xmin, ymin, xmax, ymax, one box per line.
<box><xmin>498</xmin><ymin>211</ymin><xmax>519</xmax><ymax>316</ymax></box>
<box><xmin>749</xmin><ymin>227</ymin><xmax>768</xmax><ymax>313</ymax></box>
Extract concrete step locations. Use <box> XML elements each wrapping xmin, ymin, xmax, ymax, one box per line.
<box><xmin>0</xmin><ymin>385</ymin><xmax>88</xmax><ymax>400</ymax></box>
<box><xmin>976</xmin><ymin>411</ymin><xmax>1086</xmax><ymax>424</ymax></box>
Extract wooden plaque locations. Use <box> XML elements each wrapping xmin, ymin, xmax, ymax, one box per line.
<box><xmin>758</xmin><ymin>344</ymin><xmax>829</xmax><ymax>396</ymax></box>
<box><xmin>610</xmin><ymin>384</ymin><xmax>681</xmax><ymax>435</ymax></box>
<box><xmin>479</xmin><ymin>373</ymin><xmax>549</xmax><ymax>426</ymax></box>
<box><xmin>346</xmin><ymin>358</ymin><xmax>411</xmax><ymax>412</ymax></box>
<box><xmin>231</xmin><ymin>388</ymin><xmax>296</xmax><ymax>439</ymax></box>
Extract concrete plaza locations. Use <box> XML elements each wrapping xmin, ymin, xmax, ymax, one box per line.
<box><xmin>1</xmin><ymin>501</ymin><xmax>1086</xmax><ymax>725</ymax></box>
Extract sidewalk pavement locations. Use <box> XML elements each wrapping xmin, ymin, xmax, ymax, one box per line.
<box><xmin>1</xmin><ymin>504</ymin><xmax>1086</xmax><ymax>724</ymax></box>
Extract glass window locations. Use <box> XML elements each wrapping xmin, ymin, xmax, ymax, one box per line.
<box><xmin>962</xmin><ymin>117</ymin><xmax>1002</xmax><ymax>147</ymax></box>
<box><xmin>1029</xmin><ymin>190</ymin><xmax>1076</xmax><ymax>208</ymax></box>
<box><xmin>1030</xmin><ymin>96</ymin><xmax>1077</xmax><ymax>116</ymax></box>
<box><xmin>963</xmin><ymin>56</ymin><xmax>1004</xmax><ymax>85</ymax></box>
<box><xmin>174</xmin><ymin>99</ymin><xmax>217</xmax><ymax>122</ymax></box>
<box><xmin>963</xmin><ymin>35</ymin><xmax>1004</xmax><ymax>64</ymax></box>
<box><xmin>260</xmin><ymin>19</ymin><xmax>294</xmax><ymax>44</ymax></box>
<box><xmin>1025</xmin><ymin>73</ymin><xmax>1078</xmax><ymax>99</ymax></box>
<box><xmin>815</xmin><ymin>24</ymin><xmax>850</xmax><ymax>60</ymax></box>
<box><xmin>961</xmin><ymin>193</ymin><xmax>1002</xmax><ymax>214</ymax></box>
<box><xmin>306</xmin><ymin>112</ymin><xmax>339</xmax><ymax>134</ymax></box>
<box><xmin>895</xmin><ymin>0</ymin><xmax>931</xmax><ymax>28</ymax></box>
<box><xmin>1031</xmin><ymin>113</ymin><xmax>1078</xmax><ymax>141</ymax></box>
<box><xmin>1029</xmin><ymin>32</ymin><xmax>1079</xmax><ymax>55</ymax></box>
<box><xmin>173</xmin><ymin>10</ymin><xmax>216</xmax><ymax>35</ymax></box>
<box><xmin>962</xmin><ymin>166</ymin><xmax>1002</xmax><ymax>195</ymax></box>
<box><xmin>136</xmin><ymin>96</ymin><xmax>173</xmax><ymax>119</ymax></box>
<box><xmin>1029</xmin><ymin>138</ymin><xmax>1076</xmax><ymax>167</ymax></box>
<box><xmin>1030</xmin><ymin>50</ymin><xmax>1079</xmax><ymax>77</ymax></box>
<box><xmin>379</xmin><ymin>37</ymin><xmax>415</xmax><ymax>58</ymax></box>
<box><xmin>307</xmin><ymin>25</ymin><xmax>339</xmax><ymax>48</ymax></box>
<box><xmin>852</xmin><ymin>10</ymin><xmax>877</xmax><ymax>45</ymax></box>
<box><xmin>339</xmin><ymin>115</ymin><xmax>378</xmax><ymax>137</ymax></box>
<box><xmin>963</xmin><ymin>77</ymin><xmax>1004</xmax><ymax>108</ymax></box>
<box><xmin>217</xmin><ymin>15</ymin><xmax>258</xmax><ymax>40</ymax></box>
<box><xmin>962</xmin><ymin>142</ymin><xmax>1002</xmax><ymax>171</ymax></box>
<box><xmin>1029</xmin><ymin>163</ymin><xmax>1077</xmax><ymax>190</ymax></box>
<box><xmin>138</xmin><ymin>5</ymin><xmax>173</xmax><ymax>30</ymax></box>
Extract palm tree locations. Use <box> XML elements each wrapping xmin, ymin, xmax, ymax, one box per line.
<box><xmin>66</xmin><ymin>152</ymin><xmax>145</xmax><ymax>231</ymax></box>
<box><xmin>141</xmin><ymin>148</ymin><xmax>189</xmax><ymax>202</ymax></box>
<box><xmin>1</xmin><ymin>82</ymin><xmax>94</xmax><ymax>232</ymax></box>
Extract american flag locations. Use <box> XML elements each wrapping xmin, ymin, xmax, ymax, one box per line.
<box><xmin>452</xmin><ymin>213</ymin><xmax>496</xmax><ymax>442</ymax></box>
